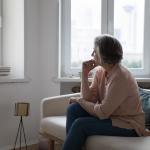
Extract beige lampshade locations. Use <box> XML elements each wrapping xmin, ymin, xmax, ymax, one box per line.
<box><xmin>15</xmin><ymin>102</ymin><xmax>30</xmax><ymax>116</ymax></box>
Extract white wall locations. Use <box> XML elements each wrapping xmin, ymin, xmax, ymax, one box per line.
<box><xmin>39</xmin><ymin>0</ymin><xmax>60</xmax><ymax>98</ymax></box>
<box><xmin>0</xmin><ymin>0</ymin><xmax>60</xmax><ymax>149</ymax></box>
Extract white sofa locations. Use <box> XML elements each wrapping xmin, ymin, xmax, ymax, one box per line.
<box><xmin>40</xmin><ymin>93</ymin><xmax>150</xmax><ymax>150</ymax></box>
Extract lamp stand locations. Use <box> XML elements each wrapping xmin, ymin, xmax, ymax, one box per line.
<box><xmin>13</xmin><ymin>116</ymin><xmax>27</xmax><ymax>150</ymax></box>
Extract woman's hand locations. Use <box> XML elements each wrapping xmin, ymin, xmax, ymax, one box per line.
<box><xmin>82</xmin><ymin>59</ymin><xmax>97</xmax><ymax>76</ymax></box>
<box><xmin>69</xmin><ymin>97</ymin><xmax>82</xmax><ymax>104</ymax></box>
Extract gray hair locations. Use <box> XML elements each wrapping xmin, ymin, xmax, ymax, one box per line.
<box><xmin>94</xmin><ymin>34</ymin><xmax>123</xmax><ymax>64</ymax></box>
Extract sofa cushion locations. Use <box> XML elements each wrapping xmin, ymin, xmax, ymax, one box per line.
<box><xmin>41</xmin><ymin>116</ymin><xmax>150</xmax><ymax>150</ymax></box>
<box><xmin>139</xmin><ymin>88</ymin><xmax>150</xmax><ymax>129</ymax></box>
<box><xmin>85</xmin><ymin>136</ymin><xmax>150</xmax><ymax>150</ymax></box>
<box><xmin>40</xmin><ymin>116</ymin><xmax>66</xmax><ymax>140</ymax></box>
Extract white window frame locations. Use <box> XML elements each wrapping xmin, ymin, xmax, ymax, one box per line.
<box><xmin>59</xmin><ymin>0</ymin><xmax>72</xmax><ymax>77</ymax></box>
<box><xmin>59</xmin><ymin>0</ymin><xmax>150</xmax><ymax>79</ymax></box>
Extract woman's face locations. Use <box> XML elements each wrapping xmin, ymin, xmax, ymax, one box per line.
<box><xmin>91</xmin><ymin>46</ymin><xmax>102</xmax><ymax>66</ymax></box>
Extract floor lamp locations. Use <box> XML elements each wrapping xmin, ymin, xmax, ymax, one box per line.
<box><xmin>13</xmin><ymin>102</ymin><xmax>30</xmax><ymax>150</ymax></box>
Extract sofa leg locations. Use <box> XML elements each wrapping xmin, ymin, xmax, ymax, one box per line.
<box><xmin>54</xmin><ymin>141</ymin><xmax>62</xmax><ymax>150</ymax></box>
<box><xmin>48</xmin><ymin>139</ymin><xmax>55</xmax><ymax>150</ymax></box>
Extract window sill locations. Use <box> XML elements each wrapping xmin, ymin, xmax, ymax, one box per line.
<box><xmin>55</xmin><ymin>77</ymin><xmax>150</xmax><ymax>83</ymax></box>
<box><xmin>136</xmin><ymin>78</ymin><xmax>150</xmax><ymax>82</ymax></box>
<box><xmin>55</xmin><ymin>77</ymin><xmax>83</xmax><ymax>82</ymax></box>
<box><xmin>0</xmin><ymin>77</ymin><xmax>30</xmax><ymax>83</ymax></box>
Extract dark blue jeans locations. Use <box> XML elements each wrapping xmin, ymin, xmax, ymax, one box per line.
<box><xmin>61</xmin><ymin>103</ymin><xmax>138</xmax><ymax>150</ymax></box>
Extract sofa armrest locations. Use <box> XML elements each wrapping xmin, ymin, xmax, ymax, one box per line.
<box><xmin>41</xmin><ymin>93</ymin><xmax>81</xmax><ymax>118</ymax></box>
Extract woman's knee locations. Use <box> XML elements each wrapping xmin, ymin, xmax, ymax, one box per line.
<box><xmin>71</xmin><ymin>118</ymin><xmax>85</xmax><ymax>130</ymax></box>
<box><xmin>67</xmin><ymin>102</ymin><xmax>82</xmax><ymax>114</ymax></box>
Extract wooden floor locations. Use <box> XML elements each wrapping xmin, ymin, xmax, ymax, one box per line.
<box><xmin>11</xmin><ymin>137</ymin><xmax>62</xmax><ymax>150</ymax></box>
<box><xmin>10</xmin><ymin>143</ymin><xmax>62</xmax><ymax>150</ymax></box>
<box><xmin>10</xmin><ymin>144</ymin><xmax>38</xmax><ymax>150</ymax></box>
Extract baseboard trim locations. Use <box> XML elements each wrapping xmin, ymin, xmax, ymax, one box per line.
<box><xmin>0</xmin><ymin>140</ymin><xmax>38</xmax><ymax>150</ymax></box>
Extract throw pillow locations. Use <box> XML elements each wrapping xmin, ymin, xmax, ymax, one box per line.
<box><xmin>139</xmin><ymin>88</ymin><xmax>150</xmax><ymax>129</ymax></box>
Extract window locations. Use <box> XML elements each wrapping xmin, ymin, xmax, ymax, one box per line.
<box><xmin>0</xmin><ymin>0</ymin><xmax>24</xmax><ymax>78</ymax></box>
<box><xmin>59</xmin><ymin>0</ymin><xmax>150</xmax><ymax>78</ymax></box>
<box><xmin>59</xmin><ymin>0</ymin><xmax>101</xmax><ymax>77</ymax></box>
<box><xmin>113</xmin><ymin>0</ymin><xmax>149</xmax><ymax>77</ymax></box>
<box><xmin>0</xmin><ymin>0</ymin><xmax>2</xmax><ymax>64</ymax></box>
<box><xmin>71</xmin><ymin>0</ymin><xmax>101</xmax><ymax>69</ymax></box>
<box><xmin>114</xmin><ymin>0</ymin><xmax>144</xmax><ymax>69</ymax></box>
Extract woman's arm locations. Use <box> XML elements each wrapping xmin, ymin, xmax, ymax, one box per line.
<box><xmin>81</xmin><ymin>72</ymin><xmax>98</xmax><ymax>103</ymax></box>
<box><xmin>78</xmin><ymin>77</ymin><xmax>128</xmax><ymax>119</ymax></box>
<box><xmin>81</xmin><ymin>72</ymin><xmax>91</xmax><ymax>100</ymax></box>
<box><xmin>81</xmin><ymin>59</ymin><xmax>98</xmax><ymax>102</ymax></box>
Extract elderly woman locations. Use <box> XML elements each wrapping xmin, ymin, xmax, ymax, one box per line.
<box><xmin>61</xmin><ymin>34</ymin><xmax>150</xmax><ymax>150</ymax></box>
